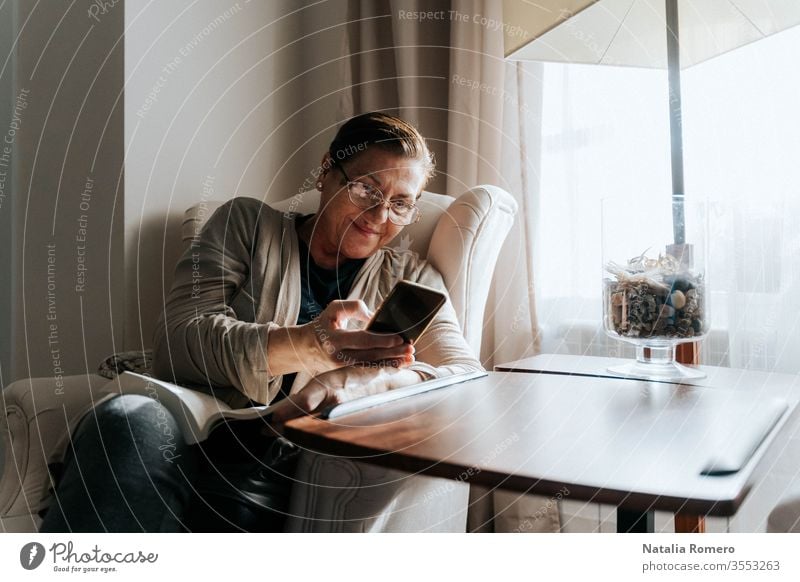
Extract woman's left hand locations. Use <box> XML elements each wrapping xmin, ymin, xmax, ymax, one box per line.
<box><xmin>269</xmin><ymin>365</ymin><xmax>423</xmax><ymax>422</ymax></box>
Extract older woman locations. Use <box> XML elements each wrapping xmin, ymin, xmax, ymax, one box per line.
<box><xmin>41</xmin><ymin>112</ymin><xmax>481</xmax><ymax>532</ymax></box>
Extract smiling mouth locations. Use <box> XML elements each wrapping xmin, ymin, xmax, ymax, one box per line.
<box><xmin>352</xmin><ymin>221</ymin><xmax>380</xmax><ymax>236</ymax></box>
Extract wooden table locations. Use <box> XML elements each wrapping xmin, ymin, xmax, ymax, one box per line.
<box><xmin>495</xmin><ymin>355</ymin><xmax>800</xmax><ymax>533</ymax></box>
<box><xmin>285</xmin><ymin>364</ymin><xmax>798</xmax><ymax>533</ymax></box>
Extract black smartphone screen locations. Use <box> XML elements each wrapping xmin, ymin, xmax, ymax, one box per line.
<box><xmin>367</xmin><ymin>281</ymin><xmax>446</xmax><ymax>343</ymax></box>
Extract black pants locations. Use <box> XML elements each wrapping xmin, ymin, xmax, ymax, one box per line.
<box><xmin>40</xmin><ymin>395</ymin><xmax>297</xmax><ymax>532</ymax></box>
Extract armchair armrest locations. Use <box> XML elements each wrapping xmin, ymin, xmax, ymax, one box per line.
<box><xmin>1</xmin><ymin>374</ymin><xmax>111</xmax><ymax>530</ymax></box>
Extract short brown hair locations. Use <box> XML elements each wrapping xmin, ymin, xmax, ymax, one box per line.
<box><xmin>328</xmin><ymin>112</ymin><xmax>435</xmax><ymax>184</ymax></box>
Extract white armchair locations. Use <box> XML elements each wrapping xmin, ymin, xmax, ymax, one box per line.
<box><xmin>1</xmin><ymin>185</ymin><xmax>517</xmax><ymax>532</ymax></box>
<box><xmin>0</xmin><ymin>374</ymin><xmax>112</xmax><ymax>532</ymax></box>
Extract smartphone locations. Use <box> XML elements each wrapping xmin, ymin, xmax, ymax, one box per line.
<box><xmin>366</xmin><ymin>280</ymin><xmax>447</xmax><ymax>343</ymax></box>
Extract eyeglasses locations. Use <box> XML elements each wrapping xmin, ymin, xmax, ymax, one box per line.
<box><xmin>337</xmin><ymin>164</ymin><xmax>421</xmax><ymax>226</ymax></box>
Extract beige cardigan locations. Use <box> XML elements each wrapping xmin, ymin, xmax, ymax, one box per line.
<box><xmin>152</xmin><ymin>197</ymin><xmax>482</xmax><ymax>407</ymax></box>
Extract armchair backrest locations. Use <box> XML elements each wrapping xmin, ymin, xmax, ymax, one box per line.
<box><xmin>181</xmin><ymin>186</ymin><xmax>517</xmax><ymax>356</ymax></box>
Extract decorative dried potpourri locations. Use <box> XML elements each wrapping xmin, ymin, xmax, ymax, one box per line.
<box><xmin>603</xmin><ymin>251</ymin><xmax>706</xmax><ymax>339</ymax></box>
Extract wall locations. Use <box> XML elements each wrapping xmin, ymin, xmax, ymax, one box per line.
<box><xmin>0</xmin><ymin>1</ymin><xmax>17</xmax><ymax>385</ymax></box>
<box><xmin>1</xmin><ymin>0</ymin><xmax>360</xmax><ymax>381</ymax></box>
<box><xmin>4</xmin><ymin>0</ymin><xmax>125</xmax><ymax>384</ymax></box>
<box><xmin>124</xmin><ymin>0</ymin><xmax>351</xmax><ymax>349</ymax></box>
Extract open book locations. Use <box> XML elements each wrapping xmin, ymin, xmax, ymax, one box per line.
<box><xmin>111</xmin><ymin>370</ymin><xmax>487</xmax><ymax>445</ymax></box>
<box><xmin>111</xmin><ymin>371</ymin><xmax>281</xmax><ymax>445</ymax></box>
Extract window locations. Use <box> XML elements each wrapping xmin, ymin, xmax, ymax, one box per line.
<box><xmin>535</xmin><ymin>25</ymin><xmax>800</xmax><ymax>373</ymax></box>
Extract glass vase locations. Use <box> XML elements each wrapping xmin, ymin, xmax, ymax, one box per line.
<box><xmin>602</xmin><ymin>195</ymin><xmax>708</xmax><ymax>381</ymax></box>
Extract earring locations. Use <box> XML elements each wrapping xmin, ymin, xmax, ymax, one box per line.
<box><xmin>316</xmin><ymin>181</ymin><xmax>323</xmax><ymax>190</ymax></box>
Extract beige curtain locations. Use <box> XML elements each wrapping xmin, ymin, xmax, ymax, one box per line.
<box><xmin>337</xmin><ymin>0</ymin><xmax>555</xmax><ymax>533</ymax></box>
<box><xmin>338</xmin><ymin>0</ymin><xmax>453</xmax><ymax>193</ymax></box>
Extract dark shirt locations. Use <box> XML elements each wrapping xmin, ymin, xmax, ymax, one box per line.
<box><xmin>277</xmin><ymin>215</ymin><xmax>366</xmax><ymax>399</ymax></box>
<box><xmin>295</xmin><ymin>224</ymin><xmax>366</xmax><ymax>323</ymax></box>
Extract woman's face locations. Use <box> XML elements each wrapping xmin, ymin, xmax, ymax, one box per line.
<box><xmin>313</xmin><ymin>147</ymin><xmax>426</xmax><ymax>264</ymax></box>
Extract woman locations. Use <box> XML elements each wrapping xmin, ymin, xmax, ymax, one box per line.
<box><xmin>41</xmin><ymin>112</ymin><xmax>481</xmax><ymax>532</ymax></box>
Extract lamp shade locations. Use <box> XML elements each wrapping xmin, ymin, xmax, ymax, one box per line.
<box><xmin>504</xmin><ymin>0</ymin><xmax>800</xmax><ymax>69</ymax></box>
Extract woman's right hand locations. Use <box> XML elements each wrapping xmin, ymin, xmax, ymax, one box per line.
<box><xmin>266</xmin><ymin>300</ymin><xmax>414</xmax><ymax>377</ymax></box>
<box><xmin>303</xmin><ymin>300</ymin><xmax>413</xmax><ymax>372</ymax></box>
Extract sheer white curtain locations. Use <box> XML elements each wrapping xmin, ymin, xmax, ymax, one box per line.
<box><xmin>535</xmin><ymin>24</ymin><xmax>800</xmax><ymax>375</ymax></box>
<box><xmin>684</xmin><ymin>26</ymin><xmax>800</xmax><ymax>373</ymax></box>
<box><xmin>535</xmin><ymin>63</ymin><xmax>672</xmax><ymax>360</ymax></box>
